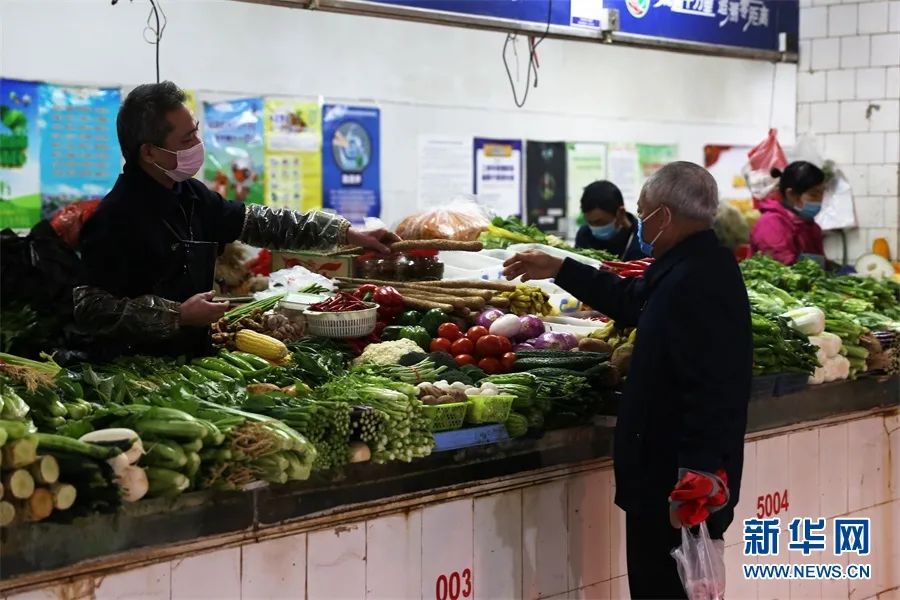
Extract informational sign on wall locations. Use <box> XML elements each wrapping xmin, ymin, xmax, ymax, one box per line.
<box><xmin>0</xmin><ymin>79</ymin><xmax>42</xmax><ymax>229</ymax></box>
<box><xmin>263</xmin><ymin>98</ymin><xmax>322</xmax><ymax>212</ymax></box>
<box><xmin>525</xmin><ymin>141</ymin><xmax>567</xmax><ymax>235</ymax></box>
<box><xmin>565</xmin><ymin>142</ymin><xmax>608</xmax><ymax>231</ymax></box>
<box><xmin>417</xmin><ymin>135</ymin><xmax>474</xmax><ymax>209</ymax></box>
<box><xmin>607</xmin><ymin>143</ymin><xmax>640</xmax><ymax>212</ymax></box>
<box><xmin>203</xmin><ymin>97</ymin><xmax>265</xmax><ymax>205</ymax></box>
<box><xmin>38</xmin><ymin>84</ymin><xmax>121</xmax><ymax>219</ymax></box>
<box><xmin>473</xmin><ymin>138</ymin><xmax>522</xmax><ymax>218</ymax></box>
<box><xmin>322</xmin><ymin>104</ymin><xmax>381</xmax><ymax>224</ymax></box>
<box><xmin>637</xmin><ymin>143</ymin><xmax>679</xmax><ymax>183</ymax></box>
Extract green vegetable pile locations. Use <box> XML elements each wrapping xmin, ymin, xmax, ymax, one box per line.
<box><xmin>480</xmin><ymin>216</ymin><xmax>616</xmax><ymax>262</ymax></box>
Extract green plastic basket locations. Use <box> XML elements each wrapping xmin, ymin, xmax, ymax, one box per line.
<box><xmin>424</xmin><ymin>402</ymin><xmax>468</xmax><ymax>431</ymax></box>
<box><xmin>466</xmin><ymin>395</ymin><xmax>514</xmax><ymax>424</ymax></box>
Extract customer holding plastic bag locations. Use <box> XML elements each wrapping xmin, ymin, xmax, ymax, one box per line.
<box><xmin>74</xmin><ymin>82</ymin><xmax>397</xmax><ymax>358</ymax></box>
<box><xmin>750</xmin><ymin>161</ymin><xmax>826</xmax><ymax>265</ymax></box>
<box><xmin>503</xmin><ymin>162</ymin><xmax>751</xmax><ymax>599</ymax></box>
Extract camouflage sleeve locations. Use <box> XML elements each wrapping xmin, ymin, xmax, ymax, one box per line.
<box><xmin>238</xmin><ymin>204</ymin><xmax>351</xmax><ymax>251</ymax></box>
<box><xmin>72</xmin><ymin>286</ymin><xmax>181</xmax><ymax>341</ymax></box>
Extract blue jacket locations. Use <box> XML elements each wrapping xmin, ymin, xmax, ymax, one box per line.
<box><xmin>556</xmin><ymin>230</ymin><xmax>752</xmax><ymax>532</ymax></box>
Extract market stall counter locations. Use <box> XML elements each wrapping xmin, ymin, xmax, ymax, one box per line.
<box><xmin>1</xmin><ymin>375</ymin><xmax>897</xmax><ymax>598</ymax></box>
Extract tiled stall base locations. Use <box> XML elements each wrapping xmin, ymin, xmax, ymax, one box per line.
<box><xmin>6</xmin><ymin>410</ymin><xmax>896</xmax><ymax>600</ymax></box>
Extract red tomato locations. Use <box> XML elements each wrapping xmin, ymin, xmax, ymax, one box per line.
<box><xmin>497</xmin><ymin>336</ymin><xmax>513</xmax><ymax>355</ymax></box>
<box><xmin>475</xmin><ymin>334</ymin><xmax>503</xmax><ymax>358</ymax></box>
<box><xmin>478</xmin><ymin>357</ymin><xmax>502</xmax><ymax>375</ymax></box>
<box><xmin>450</xmin><ymin>337</ymin><xmax>475</xmax><ymax>356</ymax></box>
<box><xmin>437</xmin><ymin>322</ymin><xmax>462</xmax><ymax>341</ymax></box>
<box><xmin>454</xmin><ymin>354</ymin><xmax>477</xmax><ymax>367</ymax></box>
<box><xmin>500</xmin><ymin>352</ymin><xmax>517</xmax><ymax>371</ymax></box>
<box><xmin>466</xmin><ymin>326</ymin><xmax>489</xmax><ymax>343</ymax></box>
<box><xmin>429</xmin><ymin>338</ymin><xmax>452</xmax><ymax>353</ymax></box>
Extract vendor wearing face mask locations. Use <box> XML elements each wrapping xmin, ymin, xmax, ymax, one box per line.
<box><xmin>574</xmin><ymin>180</ymin><xmax>645</xmax><ymax>260</ymax></box>
<box><xmin>75</xmin><ymin>81</ymin><xmax>398</xmax><ymax>358</ymax></box>
<box><xmin>750</xmin><ymin>161</ymin><xmax>827</xmax><ymax>265</ymax></box>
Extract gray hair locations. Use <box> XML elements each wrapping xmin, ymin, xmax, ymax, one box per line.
<box><xmin>117</xmin><ymin>81</ymin><xmax>187</xmax><ymax>162</ymax></box>
<box><xmin>640</xmin><ymin>161</ymin><xmax>719</xmax><ymax>224</ymax></box>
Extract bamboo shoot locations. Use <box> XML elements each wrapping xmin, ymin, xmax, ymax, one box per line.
<box><xmin>4</xmin><ymin>469</ymin><xmax>34</xmax><ymax>499</ymax></box>
<box><xmin>0</xmin><ymin>501</ymin><xmax>15</xmax><ymax>526</ymax></box>
<box><xmin>29</xmin><ymin>455</ymin><xmax>60</xmax><ymax>485</ymax></box>
<box><xmin>2</xmin><ymin>437</ymin><xmax>37</xmax><ymax>469</ymax></box>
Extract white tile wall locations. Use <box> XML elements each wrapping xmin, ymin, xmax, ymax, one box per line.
<box><xmin>814</xmin><ymin>101</ymin><xmax>842</xmax><ymax>131</ymax></box>
<box><xmin>789</xmin><ymin>429</ymin><xmax>821</xmax><ymax>522</ymax></box>
<box><xmin>868</xmin><ymin>164</ymin><xmax>900</xmax><ymax>195</ymax></box>
<box><xmin>829</xmin><ymin>69</ymin><xmax>859</xmax><ymax>100</ymax></box>
<box><xmin>842</xmin><ymin>36</ymin><xmax>873</xmax><ymax>68</ymax></box>
<box><xmin>889</xmin><ymin>414</ymin><xmax>900</xmax><ymax>501</ymax></box>
<box><xmin>815</xmin><ymin>38</ymin><xmax>844</xmax><ymax>70</ymax></box>
<box><xmin>841</xmin><ymin>100</ymin><xmax>873</xmax><ymax>131</ymax></box>
<box><xmin>522</xmin><ymin>481</ymin><xmax>569</xmax><ymax>599</ymax></box>
<box><xmin>732</xmin><ymin>441</ymin><xmax>759</xmax><ymax>544</ymax></box>
<box><xmin>241</xmin><ymin>535</ymin><xmax>307</xmax><ymax>600</ymax></box>
<box><xmin>847</xmin><ymin>417</ymin><xmax>891</xmax><ymax>512</ymax></box>
<box><xmin>567</xmin><ymin>471</ymin><xmax>611</xmax><ymax>589</ymax></box>
<box><xmin>307</xmin><ymin>524</ymin><xmax>367</xmax><ymax>599</ymax></box>
<box><xmin>171</xmin><ymin>547</ymin><xmax>241</xmax><ymax>599</ymax></box>
<box><xmin>891</xmin><ymin>0</ymin><xmax>900</xmax><ymax>30</ymax></box>
<box><xmin>609</xmin><ymin>504</ymin><xmax>627</xmax><ymax>579</ymax></box>
<box><xmin>856</xmin><ymin>132</ymin><xmax>888</xmax><ymax>163</ymax></box>
<box><xmin>886</xmin><ymin>132</ymin><xmax>900</xmax><ymax>162</ymax></box>
<box><xmin>421</xmin><ymin>499</ymin><xmax>473</xmax><ymax>600</ymax></box>
<box><xmin>819</xmin><ymin>423</ymin><xmax>850</xmax><ymax>518</ymax></box>
<box><xmin>473</xmin><ymin>491</ymin><xmax>522</xmax><ymax>600</ymax></box>
<box><xmin>869</xmin><ymin>99</ymin><xmax>900</xmax><ymax>131</ymax></box>
<box><xmin>608</xmin><ymin>576</ymin><xmax>629</xmax><ymax>599</ymax></box>
<box><xmin>366</xmin><ymin>511</ymin><xmax>422</xmax><ymax>599</ymax></box>
<box><xmin>95</xmin><ymin>563</ymin><xmax>170</xmax><ymax>600</ymax></box>
<box><xmin>856</xmin><ymin>195</ymin><xmax>887</xmax><ymax>225</ymax></box>
<box><xmin>887</xmin><ymin>66</ymin><xmax>900</xmax><ymax>96</ymax></box>
<box><xmin>831</xmin><ymin>3</ymin><xmax>861</xmax><ymax>35</ymax></box>
<box><xmin>800</xmin><ymin>71</ymin><xmax>828</xmax><ymax>102</ymax></box>
<box><xmin>871</xmin><ymin>33</ymin><xmax>900</xmax><ymax>66</ymax></box>
<box><xmin>859</xmin><ymin>1</ymin><xmax>890</xmax><ymax>33</ymax></box>
<box><xmin>825</xmin><ymin>132</ymin><xmax>858</xmax><ymax>163</ymax></box>
<box><xmin>857</xmin><ymin>67</ymin><xmax>887</xmax><ymax>98</ymax></box>
<box><xmin>804</xmin><ymin>5</ymin><xmax>831</xmax><ymax>38</ymax></box>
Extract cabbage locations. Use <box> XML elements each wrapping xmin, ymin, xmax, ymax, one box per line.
<box><xmin>781</xmin><ymin>307</ymin><xmax>826</xmax><ymax>336</ymax></box>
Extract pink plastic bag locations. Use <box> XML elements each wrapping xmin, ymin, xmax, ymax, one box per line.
<box><xmin>670</xmin><ymin>522</ymin><xmax>726</xmax><ymax>600</ymax></box>
<box><xmin>743</xmin><ymin>129</ymin><xmax>788</xmax><ymax>202</ymax></box>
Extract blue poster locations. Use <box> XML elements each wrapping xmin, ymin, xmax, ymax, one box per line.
<box><xmin>202</xmin><ymin>97</ymin><xmax>265</xmax><ymax>205</ymax></box>
<box><xmin>321</xmin><ymin>104</ymin><xmax>380</xmax><ymax>224</ymax></box>
<box><xmin>0</xmin><ymin>79</ymin><xmax>42</xmax><ymax>228</ymax></box>
<box><xmin>38</xmin><ymin>85</ymin><xmax>121</xmax><ymax>218</ymax></box>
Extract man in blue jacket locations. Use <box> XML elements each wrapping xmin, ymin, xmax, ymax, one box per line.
<box><xmin>504</xmin><ymin>162</ymin><xmax>751</xmax><ymax>599</ymax></box>
<box><xmin>574</xmin><ymin>180</ymin><xmax>645</xmax><ymax>261</ymax></box>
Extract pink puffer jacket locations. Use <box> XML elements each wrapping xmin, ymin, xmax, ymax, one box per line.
<box><xmin>750</xmin><ymin>198</ymin><xmax>824</xmax><ymax>265</ymax></box>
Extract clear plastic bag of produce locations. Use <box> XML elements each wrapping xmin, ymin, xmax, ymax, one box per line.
<box><xmin>395</xmin><ymin>196</ymin><xmax>491</xmax><ymax>242</ymax></box>
<box><xmin>670</xmin><ymin>522</ymin><xmax>726</xmax><ymax>600</ymax></box>
<box><xmin>254</xmin><ymin>265</ymin><xmax>335</xmax><ymax>300</ymax></box>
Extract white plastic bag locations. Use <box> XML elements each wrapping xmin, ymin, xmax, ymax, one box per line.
<box><xmin>253</xmin><ymin>265</ymin><xmax>335</xmax><ymax>300</ymax></box>
<box><xmin>670</xmin><ymin>522</ymin><xmax>726</xmax><ymax>600</ymax></box>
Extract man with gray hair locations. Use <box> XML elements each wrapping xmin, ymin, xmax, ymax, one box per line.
<box><xmin>504</xmin><ymin>161</ymin><xmax>751</xmax><ymax>599</ymax></box>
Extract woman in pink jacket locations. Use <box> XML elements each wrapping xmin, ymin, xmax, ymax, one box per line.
<box><xmin>750</xmin><ymin>161</ymin><xmax>827</xmax><ymax>265</ymax></box>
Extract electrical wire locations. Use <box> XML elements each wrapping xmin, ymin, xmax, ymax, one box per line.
<box><xmin>142</xmin><ymin>0</ymin><xmax>167</xmax><ymax>83</ymax></box>
<box><xmin>502</xmin><ymin>0</ymin><xmax>553</xmax><ymax>108</ymax></box>
<box><xmin>113</xmin><ymin>0</ymin><xmax>166</xmax><ymax>83</ymax></box>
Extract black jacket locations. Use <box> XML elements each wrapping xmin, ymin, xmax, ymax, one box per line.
<box><xmin>556</xmin><ymin>230</ymin><xmax>752</xmax><ymax>525</ymax></box>
<box><xmin>574</xmin><ymin>213</ymin><xmax>645</xmax><ymax>261</ymax></box>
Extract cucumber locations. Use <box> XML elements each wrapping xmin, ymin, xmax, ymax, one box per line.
<box><xmin>512</xmin><ymin>355</ymin><xmax>606</xmax><ymax>372</ymax></box>
<box><xmin>34</xmin><ymin>433</ymin><xmax>119</xmax><ymax>460</ymax></box>
<box><xmin>515</xmin><ymin>350</ymin><xmax>609</xmax><ymax>359</ymax></box>
<box><xmin>184</xmin><ymin>452</ymin><xmax>201</xmax><ymax>478</ymax></box>
<box><xmin>181</xmin><ymin>438</ymin><xmax>203</xmax><ymax>453</ymax></box>
<box><xmin>142</xmin><ymin>439</ymin><xmax>188</xmax><ymax>469</ymax></box>
<box><xmin>504</xmin><ymin>412</ymin><xmax>529</xmax><ymax>437</ymax></box>
<box><xmin>145</xmin><ymin>467</ymin><xmax>190</xmax><ymax>497</ymax></box>
<box><xmin>133</xmin><ymin>419</ymin><xmax>208</xmax><ymax>441</ymax></box>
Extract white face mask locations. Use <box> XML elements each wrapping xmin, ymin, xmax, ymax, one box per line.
<box><xmin>153</xmin><ymin>141</ymin><xmax>205</xmax><ymax>182</ymax></box>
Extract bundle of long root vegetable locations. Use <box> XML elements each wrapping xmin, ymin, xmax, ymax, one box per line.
<box><xmin>337</xmin><ymin>278</ymin><xmax>519</xmax><ymax>316</ymax></box>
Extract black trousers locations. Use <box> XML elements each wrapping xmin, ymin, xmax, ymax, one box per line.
<box><xmin>625</xmin><ymin>505</ymin><xmax>731</xmax><ymax>599</ymax></box>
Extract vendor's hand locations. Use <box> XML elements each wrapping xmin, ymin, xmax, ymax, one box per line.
<box><xmin>179</xmin><ymin>291</ymin><xmax>229</xmax><ymax>327</ymax></box>
<box><xmin>503</xmin><ymin>251</ymin><xmax>564</xmax><ymax>282</ymax></box>
<box><xmin>347</xmin><ymin>227</ymin><xmax>401</xmax><ymax>254</ymax></box>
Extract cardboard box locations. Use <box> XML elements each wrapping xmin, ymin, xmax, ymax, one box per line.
<box><xmin>270</xmin><ymin>251</ymin><xmax>355</xmax><ymax>279</ymax></box>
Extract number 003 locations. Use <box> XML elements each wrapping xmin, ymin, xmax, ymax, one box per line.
<box><xmin>435</xmin><ymin>569</ymin><xmax>472</xmax><ymax>600</ymax></box>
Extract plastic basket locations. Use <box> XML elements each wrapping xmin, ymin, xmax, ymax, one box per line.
<box><xmin>750</xmin><ymin>375</ymin><xmax>777</xmax><ymax>401</ymax></box>
<box><xmin>424</xmin><ymin>402</ymin><xmax>468</xmax><ymax>432</ymax></box>
<box><xmin>303</xmin><ymin>302</ymin><xmax>378</xmax><ymax>338</ymax></box>
<box><xmin>466</xmin><ymin>395</ymin><xmax>514</xmax><ymax>424</ymax></box>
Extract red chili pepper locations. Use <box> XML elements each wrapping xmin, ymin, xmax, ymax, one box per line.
<box><xmin>602</xmin><ymin>260</ymin><xmax>633</xmax><ymax>270</ymax></box>
<box><xmin>619</xmin><ymin>269</ymin><xmax>646</xmax><ymax>278</ymax></box>
<box><xmin>310</xmin><ymin>292</ymin><xmax>368</xmax><ymax>312</ymax></box>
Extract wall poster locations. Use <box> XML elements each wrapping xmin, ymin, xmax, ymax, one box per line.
<box><xmin>473</xmin><ymin>137</ymin><xmax>522</xmax><ymax>218</ymax></box>
<box><xmin>322</xmin><ymin>104</ymin><xmax>381</xmax><ymax>224</ymax></box>
<box><xmin>0</xmin><ymin>79</ymin><xmax>42</xmax><ymax>229</ymax></box>
<box><xmin>263</xmin><ymin>98</ymin><xmax>322</xmax><ymax>212</ymax></box>
<box><xmin>525</xmin><ymin>141</ymin><xmax>567</xmax><ymax>236</ymax></box>
<box><xmin>203</xmin><ymin>97</ymin><xmax>265</xmax><ymax>204</ymax></box>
